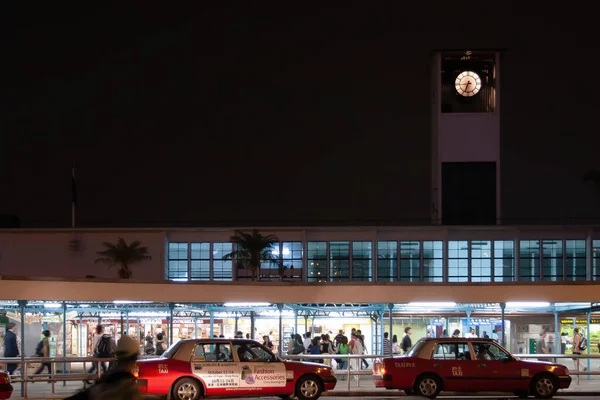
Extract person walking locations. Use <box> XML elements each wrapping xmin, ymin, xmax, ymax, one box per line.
<box><xmin>67</xmin><ymin>335</ymin><xmax>144</xmax><ymax>400</ymax></box>
<box><xmin>86</xmin><ymin>325</ymin><xmax>116</xmax><ymax>383</ymax></box>
<box><xmin>382</xmin><ymin>332</ymin><xmax>391</xmax><ymax>356</ymax></box>
<box><xmin>4</xmin><ymin>322</ymin><xmax>19</xmax><ymax>375</ymax></box>
<box><xmin>572</xmin><ymin>328</ymin><xmax>587</xmax><ymax>372</ymax></box>
<box><xmin>401</xmin><ymin>327</ymin><xmax>413</xmax><ymax>354</ymax></box>
<box><xmin>32</xmin><ymin>330</ymin><xmax>51</xmax><ymax>381</ymax></box>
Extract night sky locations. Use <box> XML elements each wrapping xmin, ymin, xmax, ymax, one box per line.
<box><xmin>2</xmin><ymin>3</ymin><xmax>600</xmax><ymax>228</ymax></box>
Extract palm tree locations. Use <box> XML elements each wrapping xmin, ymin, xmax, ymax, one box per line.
<box><xmin>95</xmin><ymin>237</ymin><xmax>152</xmax><ymax>279</ymax></box>
<box><xmin>223</xmin><ymin>230</ymin><xmax>279</xmax><ymax>281</ymax></box>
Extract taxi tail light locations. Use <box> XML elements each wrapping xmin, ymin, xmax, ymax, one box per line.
<box><xmin>133</xmin><ymin>364</ymin><xmax>139</xmax><ymax>379</ymax></box>
<box><xmin>379</xmin><ymin>367</ymin><xmax>386</xmax><ymax>375</ymax></box>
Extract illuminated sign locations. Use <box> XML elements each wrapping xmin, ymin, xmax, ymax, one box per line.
<box><xmin>560</xmin><ymin>319</ymin><xmax>600</xmax><ymax>325</ymax></box>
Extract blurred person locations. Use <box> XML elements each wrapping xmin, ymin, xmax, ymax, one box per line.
<box><xmin>382</xmin><ymin>332</ymin><xmax>391</xmax><ymax>356</ymax></box>
<box><xmin>572</xmin><ymin>328</ymin><xmax>587</xmax><ymax>371</ymax></box>
<box><xmin>154</xmin><ymin>333</ymin><xmax>167</xmax><ymax>356</ymax></box>
<box><xmin>86</xmin><ymin>325</ymin><xmax>115</xmax><ymax>384</ymax></box>
<box><xmin>401</xmin><ymin>327</ymin><xmax>412</xmax><ymax>354</ymax></box>
<box><xmin>4</xmin><ymin>322</ymin><xmax>19</xmax><ymax>375</ymax></box>
<box><xmin>32</xmin><ymin>330</ymin><xmax>51</xmax><ymax>380</ymax></box>
<box><xmin>68</xmin><ymin>335</ymin><xmax>143</xmax><ymax>400</ymax></box>
<box><xmin>392</xmin><ymin>334</ymin><xmax>400</xmax><ymax>355</ymax></box>
<box><xmin>262</xmin><ymin>335</ymin><xmax>274</xmax><ymax>350</ymax></box>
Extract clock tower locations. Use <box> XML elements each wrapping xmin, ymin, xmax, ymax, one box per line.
<box><xmin>431</xmin><ymin>50</ymin><xmax>502</xmax><ymax>225</ymax></box>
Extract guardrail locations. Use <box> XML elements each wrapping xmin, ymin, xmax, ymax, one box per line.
<box><xmin>0</xmin><ymin>355</ymin><xmax>157</xmax><ymax>398</ymax></box>
<box><xmin>282</xmin><ymin>353</ymin><xmax>600</xmax><ymax>390</ymax></box>
<box><xmin>0</xmin><ymin>353</ymin><xmax>598</xmax><ymax>398</ymax></box>
<box><xmin>514</xmin><ymin>353</ymin><xmax>600</xmax><ymax>385</ymax></box>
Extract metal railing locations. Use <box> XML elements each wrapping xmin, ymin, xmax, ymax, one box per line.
<box><xmin>515</xmin><ymin>353</ymin><xmax>600</xmax><ymax>385</ymax></box>
<box><xmin>283</xmin><ymin>353</ymin><xmax>600</xmax><ymax>390</ymax></box>
<box><xmin>0</xmin><ymin>355</ymin><xmax>139</xmax><ymax>398</ymax></box>
<box><xmin>1</xmin><ymin>353</ymin><xmax>598</xmax><ymax>398</ymax></box>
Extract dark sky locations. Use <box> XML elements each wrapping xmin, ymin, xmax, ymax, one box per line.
<box><xmin>2</xmin><ymin>3</ymin><xmax>600</xmax><ymax>228</ymax></box>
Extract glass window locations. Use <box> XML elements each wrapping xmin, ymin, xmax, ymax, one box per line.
<box><xmin>307</xmin><ymin>242</ymin><xmax>327</xmax><ymax>283</ymax></box>
<box><xmin>282</xmin><ymin>241</ymin><xmax>303</xmax><ymax>279</ymax></box>
<box><xmin>542</xmin><ymin>240</ymin><xmax>563</xmax><ymax>281</ymax></box>
<box><xmin>594</xmin><ymin>240</ymin><xmax>600</xmax><ymax>281</ymax></box>
<box><xmin>330</xmin><ymin>241</ymin><xmax>350</xmax><ymax>282</ymax></box>
<box><xmin>377</xmin><ymin>241</ymin><xmax>398</xmax><ymax>282</ymax></box>
<box><xmin>212</xmin><ymin>243</ymin><xmax>233</xmax><ymax>281</ymax></box>
<box><xmin>352</xmin><ymin>241</ymin><xmax>372</xmax><ymax>282</ymax></box>
<box><xmin>190</xmin><ymin>242</ymin><xmax>210</xmax><ymax>280</ymax></box>
<box><xmin>168</xmin><ymin>242</ymin><xmax>188</xmax><ymax>280</ymax></box>
<box><xmin>519</xmin><ymin>240</ymin><xmax>540</xmax><ymax>281</ymax></box>
<box><xmin>423</xmin><ymin>241</ymin><xmax>443</xmax><ymax>282</ymax></box>
<box><xmin>433</xmin><ymin>342</ymin><xmax>470</xmax><ymax>360</ymax></box>
<box><xmin>471</xmin><ymin>241</ymin><xmax>491</xmax><ymax>282</ymax></box>
<box><xmin>494</xmin><ymin>241</ymin><xmax>514</xmax><ymax>282</ymax></box>
<box><xmin>565</xmin><ymin>240</ymin><xmax>586</xmax><ymax>281</ymax></box>
<box><xmin>400</xmin><ymin>241</ymin><xmax>421</xmax><ymax>282</ymax></box>
<box><xmin>197</xmin><ymin>343</ymin><xmax>233</xmax><ymax>362</ymax></box>
<box><xmin>448</xmin><ymin>241</ymin><xmax>468</xmax><ymax>282</ymax></box>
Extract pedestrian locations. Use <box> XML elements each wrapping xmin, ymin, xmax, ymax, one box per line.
<box><xmin>3</xmin><ymin>322</ymin><xmax>19</xmax><ymax>375</ymax></box>
<box><xmin>31</xmin><ymin>330</ymin><xmax>51</xmax><ymax>380</ymax></box>
<box><xmin>66</xmin><ymin>335</ymin><xmax>143</xmax><ymax>400</ymax></box>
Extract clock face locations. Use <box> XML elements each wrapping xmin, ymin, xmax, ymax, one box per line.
<box><xmin>455</xmin><ymin>71</ymin><xmax>482</xmax><ymax>97</ymax></box>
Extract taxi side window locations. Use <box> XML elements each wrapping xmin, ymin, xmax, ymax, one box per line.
<box><xmin>195</xmin><ymin>343</ymin><xmax>234</xmax><ymax>362</ymax></box>
<box><xmin>434</xmin><ymin>342</ymin><xmax>470</xmax><ymax>360</ymax></box>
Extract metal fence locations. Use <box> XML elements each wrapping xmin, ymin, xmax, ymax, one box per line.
<box><xmin>0</xmin><ymin>353</ymin><xmax>598</xmax><ymax>398</ymax></box>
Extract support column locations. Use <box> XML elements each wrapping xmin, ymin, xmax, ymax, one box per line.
<box><xmin>379</xmin><ymin>311</ymin><xmax>385</xmax><ymax>355</ymax></box>
<box><xmin>209</xmin><ymin>311</ymin><xmax>214</xmax><ymax>337</ymax></box>
<box><xmin>587</xmin><ymin>311</ymin><xmax>591</xmax><ymax>378</ymax></box>
<box><xmin>18</xmin><ymin>300</ymin><xmax>26</xmax><ymax>396</ymax></box>
<box><xmin>62</xmin><ymin>301</ymin><xmax>67</xmax><ymax>385</ymax></box>
<box><xmin>294</xmin><ymin>310</ymin><xmax>298</xmax><ymax>334</ymax></box>
<box><xmin>277</xmin><ymin>304</ymin><xmax>284</xmax><ymax>357</ymax></box>
<box><xmin>466</xmin><ymin>310</ymin><xmax>472</xmax><ymax>333</ymax></box>
<box><xmin>304</xmin><ymin>315</ymin><xmax>308</xmax><ymax>334</ymax></box>
<box><xmin>500</xmin><ymin>302</ymin><xmax>506</xmax><ymax>347</ymax></box>
<box><xmin>194</xmin><ymin>317</ymin><xmax>198</xmax><ymax>338</ymax></box>
<box><xmin>234</xmin><ymin>313</ymin><xmax>239</xmax><ymax>335</ymax></box>
<box><xmin>388</xmin><ymin>303</ymin><xmax>394</xmax><ymax>356</ymax></box>
<box><xmin>79</xmin><ymin>317</ymin><xmax>83</xmax><ymax>357</ymax></box>
<box><xmin>168</xmin><ymin>303</ymin><xmax>174</xmax><ymax>346</ymax></box>
<box><xmin>250</xmin><ymin>311</ymin><xmax>255</xmax><ymax>339</ymax></box>
<box><xmin>125</xmin><ymin>312</ymin><xmax>129</xmax><ymax>336</ymax></box>
<box><xmin>554</xmin><ymin>311</ymin><xmax>559</xmax><ymax>354</ymax></box>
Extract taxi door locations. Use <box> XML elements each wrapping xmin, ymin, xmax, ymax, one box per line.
<box><xmin>235</xmin><ymin>343</ymin><xmax>289</xmax><ymax>396</ymax></box>
<box><xmin>430</xmin><ymin>341</ymin><xmax>477</xmax><ymax>392</ymax></box>
<box><xmin>191</xmin><ymin>342</ymin><xmax>245</xmax><ymax>396</ymax></box>
<box><xmin>470</xmin><ymin>342</ymin><xmax>527</xmax><ymax>392</ymax></box>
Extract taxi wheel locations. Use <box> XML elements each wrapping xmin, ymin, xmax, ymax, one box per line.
<box><xmin>173</xmin><ymin>378</ymin><xmax>202</xmax><ymax>400</ymax></box>
<box><xmin>414</xmin><ymin>374</ymin><xmax>441</xmax><ymax>399</ymax></box>
<box><xmin>295</xmin><ymin>375</ymin><xmax>323</xmax><ymax>400</ymax></box>
<box><xmin>531</xmin><ymin>374</ymin><xmax>558</xmax><ymax>399</ymax></box>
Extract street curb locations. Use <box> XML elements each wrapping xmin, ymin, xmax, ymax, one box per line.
<box><xmin>323</xmin><ymin>390</ymin><xmax>600</xmax><ymax>397</ymax></box>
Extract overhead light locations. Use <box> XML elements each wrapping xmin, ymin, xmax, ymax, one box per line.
<box><xmin>112</xmin><ymin>300</ymin><xmax>152</xmax><ymax>304</ymax></box>
<box><xmin>44</xmin><ymin>303</ymin><xmax>62</xmax><ymax>308</ymax></box>
<box><xmin>407</xmin><ymin>302</ymin><xmax>456</xmax><ymax>308</ymax></box>
<box><xmin>223</xmin><ymin>302</ymin><xmax>271</xmax><ymax>307</ymax></box>
<box><xmin>506</xmin><ymin>302</ymin><xmax>550</xmax><ymax>308</ymax></box>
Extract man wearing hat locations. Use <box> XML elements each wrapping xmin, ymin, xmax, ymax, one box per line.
<box><xmin>68</xmin><ymin>335</ymin><xmax>143</xmax><ymax>400</ymax></box>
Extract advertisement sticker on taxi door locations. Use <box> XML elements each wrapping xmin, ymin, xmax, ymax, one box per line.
<box><xmin>239</xmin><ymin>363</ymin><xmax>287</xmax><ymax>387</ymax></box>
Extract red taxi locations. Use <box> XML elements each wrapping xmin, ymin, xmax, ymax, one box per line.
<box><xmin>0</xmin><ymin>370</ymin><xmax>11</xmax><ymax>399</ymax></box>
<box><xmin>136</xmin><ymin>338</ymin><xmax>336</xmax><ymax>400</ymax></box>
<box><xmin>373</xmin><ymin>337</ymin><xmax>571</xmax><ymax>399</ymax></box>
